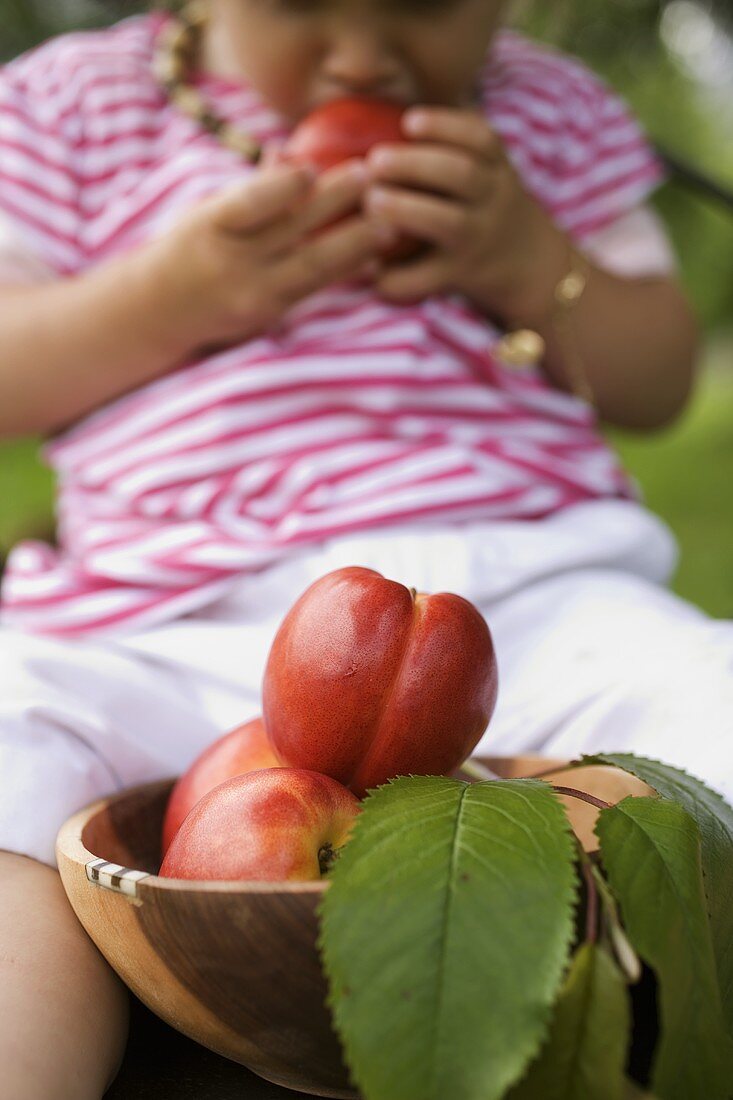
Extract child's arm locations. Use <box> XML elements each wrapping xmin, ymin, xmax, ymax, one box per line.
<box><xmin>0</xmin><ymin>159</ymin><xmax>384</xmax><ymax>439</ymax></box>
<box><xmin>364</xmin><ymin>109</ymin><xmax>699</xmax><ymax>430</ymax></box>
<box><xmin>501</xmin><ymin>242</ymin><xmax>698</xmax><ymax>431</ymax></box>
<box><xmin>0</xmin><ymin>250</ymin><xmax>194</xmax><ymax>439</ymax></box>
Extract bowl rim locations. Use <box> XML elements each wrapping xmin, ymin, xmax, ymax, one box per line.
<box><xmin>56</xmin><ymin>776</ymin><xmax>329</xmax><ymax>896</ymax></box>
<box><xmin>56</xmin><ymin>756</ymin><xmax>567</xmax><ymax>895</ymax></box>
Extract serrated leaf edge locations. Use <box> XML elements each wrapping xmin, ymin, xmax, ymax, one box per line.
<box><xmin>319</xmin><ymin>777</ymin><xmax>582</xmax><ymax>1100</ymax></box>
<box><xmin>594</xmin><ymin>796</ymin><xmax>712</xmax><ymax>941</ymax></box>
<box><xmin>576</xmin><ymin>753</ymin><xmax>732</xmax><ymax>817</ymax></box>
<box><xmin>580</xmin><ymin>752</ymin><xmax>733</xmax><ymax>975</ymax></box>
<box><xmin>594</xmin><ymin>796</ymin><xmax>733</xmax><ymax>1097</ymax></box>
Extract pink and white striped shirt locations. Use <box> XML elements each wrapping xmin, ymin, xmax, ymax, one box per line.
<box><xmin>0</xmin><ymin>14</ymin><xmax>664</xmax><ymax>638</ymax></box>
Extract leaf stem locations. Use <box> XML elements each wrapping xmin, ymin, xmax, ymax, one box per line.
<box><xmin>552</xmin><ymin>785</ymin><xmax>612</xmax><ymax>811</ymax></box>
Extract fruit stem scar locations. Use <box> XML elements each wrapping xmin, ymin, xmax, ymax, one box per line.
<box><xmin>409</xmin><ymin>587</ymin><xmax>417</xmax><ymax>602</ymax></box>
<box><xmin>318</xmin><ymin>843</ymin><xmax>339</xmax><ymax>876</ymax></box>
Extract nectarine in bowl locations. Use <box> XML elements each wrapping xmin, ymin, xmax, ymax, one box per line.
<box><xmin>55</xmin><ymin>758</ymin><xmax>649</xmax><ymax>1097</ymax></box>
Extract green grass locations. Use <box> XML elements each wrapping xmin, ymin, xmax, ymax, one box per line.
<box><xmin>1</xmin><ymin>356</ymin><xmax>732</xmax><ymax>618</ymax></box>
<box><xmin>611</xmin><ymin>354</ymin><xmax>733</xmax><ymax>619</ymax></box>
<box><xmin>0</xmin><ymin>434</ymin><xmax>55</xmax><ymax>550</ymax></box>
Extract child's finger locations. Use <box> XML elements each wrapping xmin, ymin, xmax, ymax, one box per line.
<box><xmin>261</xmin><ymin>139</ymin><xmax>288</xmax><ymax>168</ymax></box>
<box><xmin>403</xmin><ymin>107</ymin><xmax>503</xmax><ymax>163</ymax></box>
<box><xmin>206</xmin><ymin>163</ymin><xmax>317</xmax><ymax>233</ymax></box>
<box><xmin>374</xmin><ymin>251</ymin><xmax>451</xmax><ymax>304</ymax></box>
<box><xmin>262</xmin><ymin>159</ymin><xmax>369</xmax><ymax>255</ymax></box>
<box><xmin>272</xmin><ymin>216</ymin><xmax>389</xmax><ymax>305</ymax></box>
<box><xmin>365</xmin><ymin>184</ymin><xmax>467</xmax><ymax>250</ymax></box>
<box><xmin>366</xmin><ymin>142</ymin><xmax>489</xmax><ymax>202</ymax></box>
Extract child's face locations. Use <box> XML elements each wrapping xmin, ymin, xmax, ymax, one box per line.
<box><xmin>206</xmin><ymin>0</ymin><xmax>507</xmax><ymax>122</ymax></box>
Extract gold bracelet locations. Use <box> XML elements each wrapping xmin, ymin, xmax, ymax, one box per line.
<box><xmin>553</xmin><ymin>250</ymin><xmax>594</xmax><ymax>405</ymax></box>
<box><xmin>495</xmin><ymin>249</ymin><xmax>594</xmax><ymax>406</ymax></box>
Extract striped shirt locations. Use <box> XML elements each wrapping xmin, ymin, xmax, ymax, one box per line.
<box><xmin>0</xmin><ymin>14</ymin><xmax>663</xmax><ymax>638</ymax></box>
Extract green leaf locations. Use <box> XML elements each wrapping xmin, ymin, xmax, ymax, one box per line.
<box><xmin>590</xmin><ymin>864</ymin><xmax>642</xmax><ymax>983</ymax></box>
<box><xmin>596</xmin><ymin>796</ymin><xmax>733</xmax><ymax>1100</ymax></box>
<box><xmin>508</xmin><ymin>942</ymin><xmax>630</xmax><ymax>1100</ymax></box>
<box><xmin>318</xmin><ymin>776</ymin><xmax>579</xmax><ymax>1100</ymax></box>
<box><xmin>582</xmin><ymin>752</ymin><xmax>733</xmax><ymax>1035</ymax></box>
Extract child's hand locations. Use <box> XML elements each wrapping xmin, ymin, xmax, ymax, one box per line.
<box><xmin>363</xmin><ymin>107</ymin><xmax>567</xmax><ymax>323</ymax></box>
<box><xmin>145</xmin><ymin>159</ymin><xmax>391</xmax><ymax>354</ymax></box>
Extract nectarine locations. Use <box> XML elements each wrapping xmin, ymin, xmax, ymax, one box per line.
<box><xmin>286</xmin><ymin>96</ymin><xmax>422</xmax><ymax>264</ymax></box>
<box><xmin>161</xmin><ymin>717</ymin><xmax>280</xmax><ymax>853</ymax></box>
<box><xmin>262</xmin><ymin>567</ymin><xmax>498</xmax><ymax>797</ymax></box>
<box><xmin>159</xmin><ymin>768</ymin><xmax>360</xmax><ymax>882</ymax></box>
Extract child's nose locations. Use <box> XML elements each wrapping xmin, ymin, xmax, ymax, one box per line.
<box><xmin>322</xmin><ymin>27</ymin><xmax>403</xmax><ymax>99</ymax></box>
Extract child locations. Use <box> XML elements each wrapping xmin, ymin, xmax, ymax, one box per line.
<box><xmin>0</xmin><ymin>0</ymin><xmax>728</xmax><ymax>1094</ymax></box>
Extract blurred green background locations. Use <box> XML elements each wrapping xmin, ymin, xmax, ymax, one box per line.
<box><xmin>1</xmin><ymin>0</ymin><xmax>732</xmax><ymax>615</ymax></box>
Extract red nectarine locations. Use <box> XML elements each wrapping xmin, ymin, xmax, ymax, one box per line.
<box><xmin>262</xmin><ymin>567</ymin><xmax>498</xmax><ymax>798</ymax></box>
<box><xmin>286</xmin><ymin>96</ymin><xmax>423</xmax><ymax>264</ymax></box>
<box><xmin>159</xmin><ymin>768</ymin><xmax>360</xmax><ymax>882</ymax></box>
<box><xmin>287</xmin><ymin>97</ymin><xmax>407</xmax><ymax>173</ymax></box>
<box><xmin>161</xmin><ymin>717</ymin><xmax>280</xmax><ymax>854</ymax></box>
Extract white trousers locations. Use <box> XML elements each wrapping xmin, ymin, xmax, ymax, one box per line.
<box><xmin>1</xmin><ymin>501</ymin><xmax>731</xmax><ymax>866</ymax></box>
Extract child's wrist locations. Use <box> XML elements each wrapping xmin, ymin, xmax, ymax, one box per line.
<box><xmin>494</xmin><ymin>224</ymin><xmax>571</xmax><ymax>332</ymax></box>
<box><xmin>133</xmin><ymin>237</ymin><xmax>214</xmax><ymax>362</ymax></box>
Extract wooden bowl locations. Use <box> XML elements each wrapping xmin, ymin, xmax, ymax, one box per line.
<box><xmin>56</xmin><ymin>756</ymin><xmax>650</xmax><ymax>1098</ymax></box>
